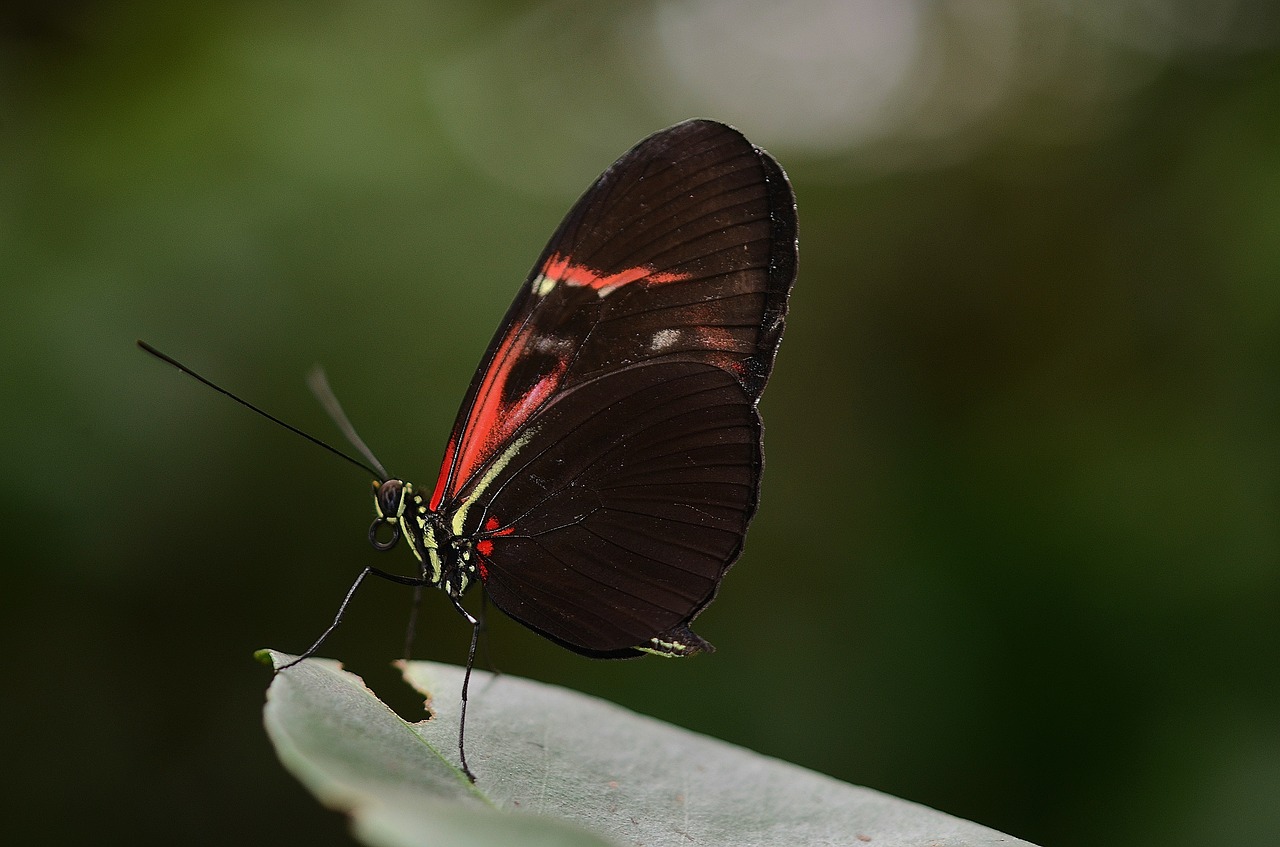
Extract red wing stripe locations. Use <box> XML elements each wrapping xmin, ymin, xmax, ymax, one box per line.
<box><xmin>541</xmin><ymin>254</ymin><xmax>689</xmax><ymax>292</ymax></box>
<box><xmin>446</xmin><ymin>320</ymin><xmax>567</xmax><ymax>502</ymax></box>
<box><xmin>438</xmin><ymin>255</ymin><xmax>694</xmax><ymax>508</ymax></box>
<box><xmin>429</xmin><ymin>435</ymin><xmax>457</xmax><ymax>510</ymax></box>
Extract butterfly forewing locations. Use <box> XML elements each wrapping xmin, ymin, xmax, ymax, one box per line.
<box><xmin>430</xmin><ymin>120</ymin><xmax>794</xmax><ymax>510</ymax></box>
<box><xmin>432</xmin><ymin>119</ymin><xmax>797</xmax><ymax>655</ymax></box>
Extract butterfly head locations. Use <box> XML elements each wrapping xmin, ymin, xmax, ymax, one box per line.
<box><xmin>369</xmin><ymin>478</ymin><xmax>409</xmax><ymax>551</ymax></box>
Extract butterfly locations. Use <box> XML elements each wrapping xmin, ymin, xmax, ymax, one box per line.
<box><xmin>141</xmin><ymin>119</ymin><xmax>797</xmax><ymax>780</ymax></box>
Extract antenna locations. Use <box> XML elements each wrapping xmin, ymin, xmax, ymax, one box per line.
<box><xmin>306</xmin><ymin>365</ymin><xmax>389</xmax><ymax>480</ymax></box>
<box><xmin>137</xmin><ymin>340</ymin><xmax>386</xmax><ymax>481</ymax></box>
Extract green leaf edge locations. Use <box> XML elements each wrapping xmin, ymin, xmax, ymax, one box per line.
<box><xmin>258</xmin><ymin>649</ymin><xmax>614</xmax><ymax>847</ymax></box>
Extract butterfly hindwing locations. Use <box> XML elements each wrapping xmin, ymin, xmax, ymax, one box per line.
<box><xmin>458</xmin><ymin>361</ymin><xmax>759</xmax><ymax>655</ymax></box>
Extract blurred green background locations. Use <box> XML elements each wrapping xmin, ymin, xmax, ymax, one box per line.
<box><xmin>4</xmin><ymin>1</ymin><xmax>1278</xmax><ymax>844</ymax></box>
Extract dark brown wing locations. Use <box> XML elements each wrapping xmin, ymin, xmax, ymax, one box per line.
<box><xmin>427</xmin><ymin>119</ymin><xmax>796</xmax><ymax>513</ymax></box>
<box><xmin>460</xmin><ymin>362</ymin><xmax>761</xmax><ymax>656</ymax></box>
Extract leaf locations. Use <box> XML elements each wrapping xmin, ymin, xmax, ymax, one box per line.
<box><xmin>259</xmin><ymin>650</ymin><xmax>1038</xmax><ymax>847</ymax></box>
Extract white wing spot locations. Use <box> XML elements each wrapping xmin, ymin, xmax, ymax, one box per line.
<box><xmin>651</xmin><ymin>328</ymin><xmax>681</xmax><ymax>352</ymax></box>
<box><xmin>533</xmin><ymin>334</ymin><xmax>573</xmax><ymax>355</ymax></box>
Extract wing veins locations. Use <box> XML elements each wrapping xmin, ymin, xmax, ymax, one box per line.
<box><xmin>578</xmin><ymin>164</ymin><xmax>762</xmax><ymax>271</ymax></box>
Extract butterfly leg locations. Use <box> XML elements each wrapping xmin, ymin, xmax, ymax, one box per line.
<box><xmin>278</xmin><ymin>566</ymin><xmax>431</xmax><ymax>671</ymax></box>
<box><xmin>401</xmin><ymin>584</ymin><xmax>425</xmax><ymax>661</ymax></box>
<box><xmin>477</xmin><ymin>589</ymin><xmax>501</xmax><ymax>676</ymax></box>
<box><xmin>448</xmin><ymin>594</ymin><xmax>480</xmax><ymax>782</ymax></box>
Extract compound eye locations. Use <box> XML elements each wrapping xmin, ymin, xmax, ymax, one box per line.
<box><xmin>376</xmin><ymin>480</ymin><xmax>403</xmax><ymax>517</ymax></box>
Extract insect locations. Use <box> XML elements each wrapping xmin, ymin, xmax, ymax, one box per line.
<box><xmin>141</xmin><ymin>119</ymin><xmax>797</xmax><ymax>780</ymax></box>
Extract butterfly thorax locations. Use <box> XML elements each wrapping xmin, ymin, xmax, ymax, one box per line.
<box><xmin>370</xmin><ymin>478</ymin><xmax>481</xmax><ymax>599</ymax></box>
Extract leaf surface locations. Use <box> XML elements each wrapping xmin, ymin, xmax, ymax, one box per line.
<box><xmin>260</xmin><ymin>650</ymin><xmax>1037</xmax><ymax>847</ymax></box>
